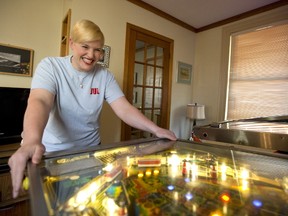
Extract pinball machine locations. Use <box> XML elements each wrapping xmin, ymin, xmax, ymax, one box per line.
<box><xmin>193</xmin><ymin>115</ymin><xmax>288</xmax><ymax>153</ymax></box>
<box><xmin>27</xmin><ymin>136</ymin><xmax>288</xmax><ymax>216</ymax></box>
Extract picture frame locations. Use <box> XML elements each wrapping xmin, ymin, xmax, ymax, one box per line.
<box><xmin>0</xmin><ymin>43</ymin><xmax>34</xmax><ymax>77</ymax></box>
<box><xmin>177</xmin><ymin>61</ymin><xmax>192</xmax><ymax>84</ymax></box>
<box><xmin>97</xmin><ymin>45</ymin><xmax>111</xmax><ymax>68</ymax></box>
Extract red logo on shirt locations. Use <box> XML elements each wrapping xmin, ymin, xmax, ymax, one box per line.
<box><xmin>90</xmin><ymin>88</ymin><xmax>100</xmax><ymax>94</ymax></box>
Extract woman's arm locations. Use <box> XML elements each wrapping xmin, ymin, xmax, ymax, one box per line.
<box><xmin>110</xmin><ymin>96</ymin><xmax>177</xmax><ymax>140</ymax></box>
<box><xmin>8</xmin><ymin>89</ymin><xmax>54</xmax><ymax>198</ymax></box>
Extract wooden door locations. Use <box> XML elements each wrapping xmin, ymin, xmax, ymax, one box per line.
<box><xmin>122</xmin><ymin>24</ymin><xmax>174</xmax><ymax>140</ymax></box>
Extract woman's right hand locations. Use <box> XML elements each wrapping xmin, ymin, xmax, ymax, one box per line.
<box><xmin>8</xmin><ymin>143</ymin><xmax>45</xmax><ymax>198</ymax></box>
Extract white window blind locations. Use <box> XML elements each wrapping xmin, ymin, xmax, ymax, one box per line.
<box><xmin>227</xmin><ymin>23</ymin><xmax>288</xmax><ymax>120</ymax></box>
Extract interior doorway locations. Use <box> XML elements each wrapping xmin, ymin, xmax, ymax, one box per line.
<box><xmin>121</xmin><ymin>23</ymin><xmax>174</xmax><ymax>140</ymax></box>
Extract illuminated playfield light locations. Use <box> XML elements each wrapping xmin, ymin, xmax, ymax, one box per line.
<box><xmin>167</xmin><ymin>185</ymin><xmax>175</xmax><ymax>191</ymax></box>
<box><xmin>220</xmin><ymin>193</ymin><xmax>230</xmax><ymax>202</ymax></box>
<box><xmin>253</xmin><ymin>199</ymin><xmax>263</xmax><ymax>208</ymax></box>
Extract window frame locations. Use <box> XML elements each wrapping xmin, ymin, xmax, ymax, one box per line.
<box><xmin>226</xmin><ymin>21</ymin><xmax>288</xmax><ymax>120</ymax></box>
<box><xmin>219</xmin><ymin>8</ymin><xmax>288</xmax><ymax>121</ymax></box>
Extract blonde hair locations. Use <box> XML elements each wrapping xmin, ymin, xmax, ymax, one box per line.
<box><xmin>71</xmin><ymin>19</ymin><xmax>105</xmax><ymax>45</ymax></box>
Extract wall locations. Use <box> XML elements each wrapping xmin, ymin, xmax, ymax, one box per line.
<box><xmin>65</xmin><ymin>0</ymin><xmax>197</xmax><ymax>141</ymax></box>
<box><xmin>1</xmin><ymin>1</ymin><xmax>286</xmax><ymax>144</ymax></box>
<box><xmin>0</xmin><ymin>0</ymin><xmax>62</xmax><ymax>87</ymax></box>
<box><xmin>0</xmin><ymin>0</ymin><xmax>196</xmax><ymax>143</ymax></box>
<box><xmin>194</xmin><ymin>27</ymin><xmax>223</xmax><ymax>125</ymax></box>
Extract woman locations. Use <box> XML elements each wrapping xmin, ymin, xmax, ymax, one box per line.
<box><xmin>8</xmin><ymin>19</ymin><xmax>177</xmax><ymax>198</ymax></box>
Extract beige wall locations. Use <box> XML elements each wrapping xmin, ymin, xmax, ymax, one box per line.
<box><xmin>0</xmin><ymin>0</ymin><xmax>62</xmax><ymax>87</ymax></box>
<box><xmin>0</xmin><ymin>0</ymin><xmax>196</xmax><ymax>143</ymax></box>
<box><xmin>1</xmin><ymin>1</ymin><xmax>286</xmax><ymax>143</ymax></box>
<box><xmin>64</xmin><ymin>0</ymin><xmax>197</xmax><ymax>141</ymax></box>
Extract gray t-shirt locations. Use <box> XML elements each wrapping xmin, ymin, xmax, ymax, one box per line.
<box><xmin>31</xmin><ymin>56</ymin><xmax>124</xmax><ymax>152</ymax></box>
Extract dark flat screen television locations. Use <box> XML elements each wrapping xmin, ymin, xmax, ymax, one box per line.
<box><xmin>0</xmin><ymin>87</ymin><xmax>30</xmax><ymax>145</ymax></box>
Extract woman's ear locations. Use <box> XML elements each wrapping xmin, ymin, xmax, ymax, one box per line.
<box><xmin>99</xmin><ymin>53</ymin><xmax>104</xmax><ymax>61</ymax></box>
<box><xmin>69</xmin><ymin>38</ymin><xmax>74</xmax><ymax>50</ymax></box>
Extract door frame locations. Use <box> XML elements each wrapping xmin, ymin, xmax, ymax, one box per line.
<box><xmin>121</xmin><ymin>23</ymin><xmax>174</xmax><ymax>140</ymax></box>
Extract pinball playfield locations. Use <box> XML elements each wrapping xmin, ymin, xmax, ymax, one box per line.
<box><xmin>28</xmin><ymin>138</ymin><xmax>288</xmax><ymax>216</ymax></box>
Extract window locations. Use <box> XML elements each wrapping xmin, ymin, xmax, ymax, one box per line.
<box><xmin>226</xmin><ymin>22</ymin><xmax>288</xmax><ymax>120</ymax></box>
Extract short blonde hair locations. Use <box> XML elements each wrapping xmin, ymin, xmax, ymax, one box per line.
<box><xmin>71</xmin><ymin>19</ymin><xmax>105</xmax><ymax>45</ymax></box>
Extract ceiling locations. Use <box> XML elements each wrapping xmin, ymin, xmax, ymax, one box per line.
<box><xmin>129</xmin><ymin>0</ymin><xmax>287</xmax><ymax>31</ymax></box>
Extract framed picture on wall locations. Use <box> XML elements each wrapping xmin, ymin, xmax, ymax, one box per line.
<box><xmin>177</xmin><ymin>61</ymin><xmax>192</xmax><ymax>84</ymax></box>
<box><xmin>0</xmin><ymin>43</ymin><xmax>34</xmax><ymax>77</ymax></box>
<box><xmin>97</xmin><ymin>45</ymin><xmax>111</xmax><ymax>68</ymax></box>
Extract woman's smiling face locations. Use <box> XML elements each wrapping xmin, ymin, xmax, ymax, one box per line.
<box><xmin>70</xmin><ymin>39</ymin><xmax>103</xmax><ymax>72</ymax></box>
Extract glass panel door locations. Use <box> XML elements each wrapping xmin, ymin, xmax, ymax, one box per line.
<box><xmin>131</xmin><ymin>41</ymin><xmax>164</xmax><ymax>139</ymax></box>
<box><xmin>122</xmin><ymin>24</ymin><xmax>173</xmax><ymax>140</ymax></box>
